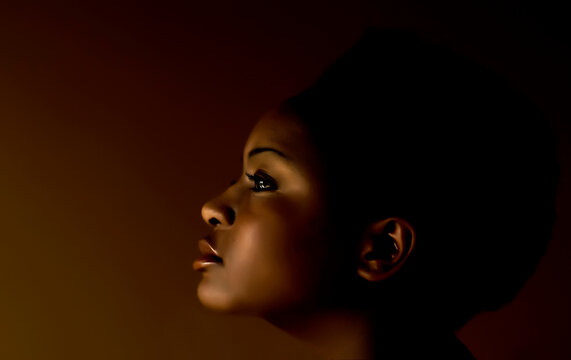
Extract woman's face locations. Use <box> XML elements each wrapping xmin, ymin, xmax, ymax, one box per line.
<box><xmin>195</xmin><ymin>106</ymin><xmax>340</xmax><ymax>318</ymax></box>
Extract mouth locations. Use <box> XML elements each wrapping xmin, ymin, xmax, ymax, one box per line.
<box><xmin>193</xmin><ymin>238</ymin><xmax>223</xmax><ymax>272</ymax></box>
<box><xmin>193</xmin><ymin>254</ymin><xmax>223</xmax><ymax>271</ymax></box>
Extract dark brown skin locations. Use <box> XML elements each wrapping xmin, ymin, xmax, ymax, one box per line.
<box><xmin>196</xmin><ymin>105</ymin><xmax>417</xmax><ymax>360</ymax></box>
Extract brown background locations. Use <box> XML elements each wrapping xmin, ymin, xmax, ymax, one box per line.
<box><xmin>1</xmin><ymin>1</ymin><xmax>569</xmax><ymax>359</ymax></box>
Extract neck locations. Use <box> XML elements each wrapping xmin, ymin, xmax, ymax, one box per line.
<box><xmin>264</xmin><ymin>308</ymin><xmax>374</xmax><ymax>360</ymax></box>
<box><xmin>264</xmin><ymin>308</ymin><xmax>471</xmax><ymax>360</ymax></box>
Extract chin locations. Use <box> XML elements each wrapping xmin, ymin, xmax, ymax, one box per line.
<box><xmin>196</xmin><ymin>282</ymin><xmax>254</xmax><ymax>315</ymax></box>
<box><xmin>196</xmin><ymin>282</ymin><xmax>234</xmax><ymax>312</ymax></box>
<box><xmin>196</xmin><ymin>284</ymin><xmax>283</xmax><ymax>318</ymax></box>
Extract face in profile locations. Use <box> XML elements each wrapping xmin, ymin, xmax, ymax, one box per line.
<box><xmin>194</xmin><ymin>107</ymin><xmax>341</xmax><ymax>318</ymax></box>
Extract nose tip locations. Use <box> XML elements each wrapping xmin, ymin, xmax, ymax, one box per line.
<box><xmin>201</xmin><ymin>198</ymin><xmax>235</xmax><ymax>228</ymax></box>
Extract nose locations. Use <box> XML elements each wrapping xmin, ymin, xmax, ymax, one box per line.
<box><xmin>201</xmin><ymin>194</ymin><xmax>236</xmax><ymax>228</ymax></box>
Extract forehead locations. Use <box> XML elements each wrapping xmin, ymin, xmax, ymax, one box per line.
<box><xmin>244</xmin><ymin>108</ymin><xmax>314</xmax><ymax>161</ymax></box>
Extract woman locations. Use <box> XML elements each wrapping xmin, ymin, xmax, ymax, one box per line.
<box><xmin>193</xmin><ymin>28</ymin><xmax>558</xmax><ymax>359</ymax></box>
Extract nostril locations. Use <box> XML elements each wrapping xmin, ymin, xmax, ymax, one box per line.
<box><xmin>209</xmin><ymin>218</ymin><xmax>221</xmax><ymax>226</ymax></box>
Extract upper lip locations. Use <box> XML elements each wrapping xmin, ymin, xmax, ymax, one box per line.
<box><xmin>197</xmin><ymin>236</ymin><xmax>223</xmax><ymax>261</ymax></box>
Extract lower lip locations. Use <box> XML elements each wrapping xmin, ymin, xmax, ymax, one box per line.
<box><xmin>193</xmin><ymin>255</ymin><xmax>223</xmax><ymax>271</ymax></box>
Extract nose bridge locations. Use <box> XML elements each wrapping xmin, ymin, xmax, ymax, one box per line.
<box><xmin>201</xmin><ymin>186</ymin><xmax>237</xmax><ymax>228</ymax></box>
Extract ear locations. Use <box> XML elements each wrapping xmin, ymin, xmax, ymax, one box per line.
<box><xmin>357</xmin><ymin>217</ymin><xmax>416</xmax><ymax>282</ymax></box>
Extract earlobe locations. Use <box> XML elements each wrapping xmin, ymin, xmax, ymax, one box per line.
<box><xmin>357</xmin><ymin>218</ymin><xmax>415</xmax><ymax>282</ymax></box>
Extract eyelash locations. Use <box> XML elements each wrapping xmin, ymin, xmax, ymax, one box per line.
<box><xmin>245</xmin><ymin>172</ymin><xmax>277</xmax><ymax>192</ymax></box>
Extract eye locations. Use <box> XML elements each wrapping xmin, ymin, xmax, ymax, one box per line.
<box><xmin>245</xmin><ymin>171</ymin><xmax>277</xmax><ymax>192</ymax></box>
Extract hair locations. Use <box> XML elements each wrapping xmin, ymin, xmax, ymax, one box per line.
<box><xmin>284</xmin><ymin>27</ymin><xmax>559</xmax><ymax>331</ymax></box>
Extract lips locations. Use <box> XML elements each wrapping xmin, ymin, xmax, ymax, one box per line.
<box><xmin>193</xmin><ymin>238</ymin><xmax>223</xmax><ymax>271</ymax></box>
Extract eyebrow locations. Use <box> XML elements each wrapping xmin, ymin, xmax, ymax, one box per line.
<box><xmin>247</xmin><ymin>147</ymin><xmax>289</xmax><ymax>160</ymax></box>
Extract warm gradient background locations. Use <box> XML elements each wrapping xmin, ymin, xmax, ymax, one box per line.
<box><xmin>1</xmin><ymin>1</ymin><xmax>569</xmax><ymax>359</ymax></box>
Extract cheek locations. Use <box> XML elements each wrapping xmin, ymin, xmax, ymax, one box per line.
<box><xmin>225</xmin><ymin>201</ymin><xmax>328</xmax><ymax>313</ymax></box>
